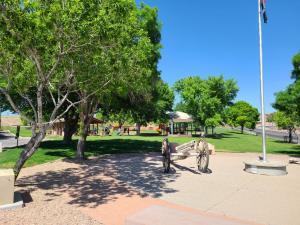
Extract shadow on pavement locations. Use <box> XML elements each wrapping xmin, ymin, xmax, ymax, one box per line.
<box><xmin>171</xmin><ymin>161</ymin><xmax>201</xmax><ymax>175</ymax></box>
<box><xmin>16</xmin><ymin>154</ymin><xmax>180</xmax><ymax>208</ymax></box>
<box><xmin>0</xmin><ymin>132</ymin><xmax>13</xmax><ymax>140</ymax></box>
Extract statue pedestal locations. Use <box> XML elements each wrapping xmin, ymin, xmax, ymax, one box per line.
<box><xmin>0</xmin><ymin>169</ymin><xmax>23</xmax><ymax>210</ymax></box>
<box><xmin>0</xmin><ymin>169</ymin><xmax>15</xmax><ymax>205</ymax></box>
<box><xmin>244</xmin><ymin>159</ymin><xmax>288</xmax><ymax>176</ymax></box>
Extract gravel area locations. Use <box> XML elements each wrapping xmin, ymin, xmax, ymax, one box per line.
<box><xmin>0</xmin><ymin>190</ymin><xmax>102</xmax><ymax>225</ymax></box>
<box><xmin>0</xmin><ymin>159</ymin><xmax>103</xmax><ymax>225</ymax></box>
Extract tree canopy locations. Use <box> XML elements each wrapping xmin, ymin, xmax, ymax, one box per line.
<box><xmin>272</xmin><ymin>51</ymin><xmax>300</xmax><ymax>143</ymax></box>
<box><xmin>292</xmin><ymin>52</ymin><xmax>300</xmax><ymax>80</ymax></box>
<box><xmin>226</xmin><ymin>101</ymin><xmax>259</xmax><ymax>133</ymax></box>
<box><xmin>0</xmin><ymin>0</ymin><xmax>162</xmax><ymax>177</ymax></box>
<box><xmin>271</xmin><ymin>111</ymin><xmax>298</xmax><ymax>143</ymax></box>
<box><xmin>273</xmin><ymin>51</ymin><xmax>300</xmax><ymax>135</ymax></box>
<box><xmin>174</xmin><ymin>75</ymin><xmax>239</xmax><ymax>132</ymax></box>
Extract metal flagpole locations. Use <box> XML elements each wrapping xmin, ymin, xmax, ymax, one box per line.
<box><xmin>258</xmin><ymin>0</ymin><xmax>267</xmax><ymax>162</ymax></box>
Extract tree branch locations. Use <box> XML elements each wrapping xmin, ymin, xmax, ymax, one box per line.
<box><xmin>0</xmin><ymin>88</ymin><xmax>34</xmax><ymax>123</ymax></box>
<box><xmin>18</xmin><ymin>93</ymin><xmax>38</xmax><ymax>122</ymax></box>
<box><xmin>27</xmin><ymin>48</ymin><xmax>44</xmax><ymax>80</ymax></box>
<box><xmin>47</xmin><ymin>84</ymin><xmax>57</xmax><ymax>106</ymax></box>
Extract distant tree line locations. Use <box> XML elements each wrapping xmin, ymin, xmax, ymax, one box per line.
<box><xmin>174</xmin><ymin>76</ymin><xmax>259</xmax><ymax>134</ymax></box>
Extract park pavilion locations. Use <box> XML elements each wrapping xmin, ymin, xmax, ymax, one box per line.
<box><xmin>49</xmin><ymin>117</ymin><xmax>104</xmax><ymax>136</ymax></box>
<box><xmin>168</xmin><ymin>111</ymin><xmax>195</xmax><ymax>136</ymax></box>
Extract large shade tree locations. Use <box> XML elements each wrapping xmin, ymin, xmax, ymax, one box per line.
<box><xmin>130</xmin><ymin>80</ymin><xmax>174</xmax><ymax>135</ymax></box>
<box><xmin>273</xmin><ymin>51</ymin><xmax>300</xmax><ymax>143</ymax></box>
<box><xmin>0</xmin><ymin>0</ymin><xmax>156</xmax><ymax>178</ymax></box>
<box><xmin>73</xmin><ymin>2</ymin><xmax>162</xmax><ymax>158</ymax></box>
<box><xmin>226</xmin><ymin>101</ymin><xmax>259</xmax><ymax>133</ymax></box>
<box><xmin>104</xmin><ymin>79</ymin><xmax>174</xmax><ymax>135</ymax></box>
<box><xmin>174</xmin><ymin>75</ymin><xmax>239</xmax><ymax>133</ymax></box>
<box><xmin>98</xmin><ymin>4</ymin><xmax>173</xmax><ymax>136</ymax></box>
<box><xmin>271</xmin><ymin>111</ymin><xmax>298</xmax><ymax>143</ymax></box>
<box><xmin>0</xmin><ymin>0</ymin><xmax>88</xmax><ymax>178</ymax></box>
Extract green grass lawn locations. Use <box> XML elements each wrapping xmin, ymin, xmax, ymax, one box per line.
<box><xmin>1</xmin><ymin>126</ymin><xmax>33</xmax><ymax>137</ymax></box>
<box><xmin>0</xmin><ymin>127</ymin><xmax>299</xmax><ymax>169</ymax></box>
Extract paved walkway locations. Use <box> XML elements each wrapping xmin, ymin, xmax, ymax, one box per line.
<box><xmin>0</xmin><ymin>131</ymin><xmax>30</xmax><ymax>148</ymax></box>
<box><xmin>2</xmin><ymin>152</ymin><xmax>300</xmax><ymax>225</ymax></box>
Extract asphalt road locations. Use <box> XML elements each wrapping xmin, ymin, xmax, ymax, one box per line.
<box><xmin>243</xmin><ymin>127</ymin><xmax>299</xmax><ymax>144</ymax></box>
<box><xmin>0</xmin><ymin>131</ymin><xmax>30</xmax><ymax>148</ymax></box>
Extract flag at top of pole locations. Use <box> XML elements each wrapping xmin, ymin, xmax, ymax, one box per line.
<box><xmin>260</xmin><ymin>0</ymin><xmax>268</xmax><ymax>23</ymax></box>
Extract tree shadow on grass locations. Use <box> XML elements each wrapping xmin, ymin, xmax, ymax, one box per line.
<box><xmin>199</xmin><ymin>132</ymin><xmax>238</xmax><ymax>140</ymax></box>
<box><xmin>274</xmin><ymin>147</ymin><xmax>300</xmax><ymax>158</ymax></box>
<box><xmin>43</xmin><ymin>139</ymin><xmax>163</xmax><ymax>159</ymax></box>
<box><xmin>273</xmin><ymin>139</ymin><xmax>299</xmax><ymax>144</ymax></box>
<box><xmin>138</xmin><ymin>133</ymin><xmax>162</xmax><ymax>137</ymax></box>
<box><xmin>0</xmin><ymin>133</ymin><xmax>12</xmax><ymax>140</ymax></box>
<box><xmin>0</xmin><ymin>137</ymin><xmax>162</xmax><ymax>162</ymax></box>
<box><xmin>87</xmin><ymin>139</ymin><xmax>162</xmax><ymax>155</ymax></box>
<box><xmin>16</xmin><ymin>153</ymin><xmax>180</xmax><ymax>208</ymax></box>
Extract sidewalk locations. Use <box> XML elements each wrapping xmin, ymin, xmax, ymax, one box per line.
<box><xmin>3</xmin><ymin>152</ymin><xmax>299</xmax><ymax>225</ymax></box>
<box><xmin>0</xmin><ymin>131</ymin><xmax>30</xmax><ymax>148</ymax></box>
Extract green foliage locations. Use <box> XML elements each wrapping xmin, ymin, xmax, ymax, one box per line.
<box><xmin>273</xmin><ymin>80</ymin><xmax>300</xmax><ymax>120</ymax></box>
<box><xmin>272</xmin><ymin>111</ymin><xmax>298</xmax><ymax>143</ymax></box>
<box><xmin>0</xmin><ymin>0</ymin><xmax>168</xmax><ymax>173</ymax></box>
<box><xmin>2</xmin><ymin>126</ymin><xmax>32</xmax><ymax>137</ymax></box>
<box><xmin>273</xmin><ymin>52</ymin><xmax>300</xmax><ymax>129</ymax></box>
<box><xmin>129</xmin><ymin>80</ymin><xmax>174</xmax><ymax>126</ymax></box>
<box><xmin>102</xmin><ymin>5</ymin><xmax>173</xmax><ymax>127</ymax></box>
<box><xmin>174</xmin><ymin>102</ymin><xmax>187</xmax><ymax>112</ymax></box>
<box><xmin>205</xmin><ymin>114</ymin><xmax>222</xmax><ymax>128</ymax></box>
<box><xmin>174</xmin><ymin>75</ymin><xmax>239</xmax><ymax>129</ymax></box>
<box><xmin>273</xmin><ymin>111</ymin><xmax>297</xmax><ymax>130</ymax></box>
<box><xmin>266</xmin><ymin>113</ymin><xmax>275</xmax><ymax>122</ymax></box>
<box><xmin>20</xmin><ymin>117</ymin><xmax>28</xmax><ymax>126</ymax></box>
<box><xmin>226</xmin><ymin>101</ymin><xmax>259</xmax><ymax>132</ymax></box>
<box><xmin>108</xmin><ymin>109</ymin><xmax>132</xmax><ymax>127</ymax></box>
<box><xmin>292</xmin><ymin>52</ymin><xmax>300</xmax><ymax>80</ymax></box>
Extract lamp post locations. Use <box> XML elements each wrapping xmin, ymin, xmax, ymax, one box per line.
<box><xmin>257</xmin><ymin>0</ymin><xmax>267</xmax><ymax>162</ymax></box>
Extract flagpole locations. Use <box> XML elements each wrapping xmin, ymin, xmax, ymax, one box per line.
<box><xmin>258</xmin><ymin>0</ymin><xmax>267</xmax><ymax>162</ymax></box>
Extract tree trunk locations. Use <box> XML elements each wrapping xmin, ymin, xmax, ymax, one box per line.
<box><xmin>63</xmin><ymin>112</ymin><xmax>79</xmax><ymax>145</ymax></box>
<box><xmin>76</xmin><ymin>117</ymin><xmax>91</xmax><ymax>160</ymax></box>
<box><xmin>205</xmin><ymin>126</ymin><xmax>208</xmax><ymax>135</ymax></box>
<box><xmin>14</xmin><ymin>128</ymin><xmax>47</xmax><ymax>179</ymax></box>
<box><xmin>136</xmin><ymin>123</ymin><xmax>141</xmax><ymax>136</ymax></box>
<box><xmin>212</xmin><ymin>127</ymin><xmax>214</xmax><ymax>135</ymax></box>
<box><xmin>76</xmin><ymin>99</ymin><xmax>95</xmax><ymax>160</ymax></box>
<box><xmin>76</xmin><ymin>126</ymin><xmax>88</xmax><ymax>160</ymax></box>
<box><xmin>241</xmin><ymin>125</ymin><xmax>244</xmax><ymax>134</ymax></box>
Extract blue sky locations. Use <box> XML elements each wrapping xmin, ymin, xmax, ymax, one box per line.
<box><xmin>2</xmin><ymin>1</ymin><xmax>299</xmax><ymax>116</ymax></box>
<box><xmin>137</xmin><ymin>0</ymin><xmax>300</xmax><ymax>113</ymax></box>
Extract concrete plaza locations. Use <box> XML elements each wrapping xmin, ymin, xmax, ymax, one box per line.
<box><xmin>1</xmin><ymin>152</ymin><xmax>299</xmax><ymax>225</ymax></box>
